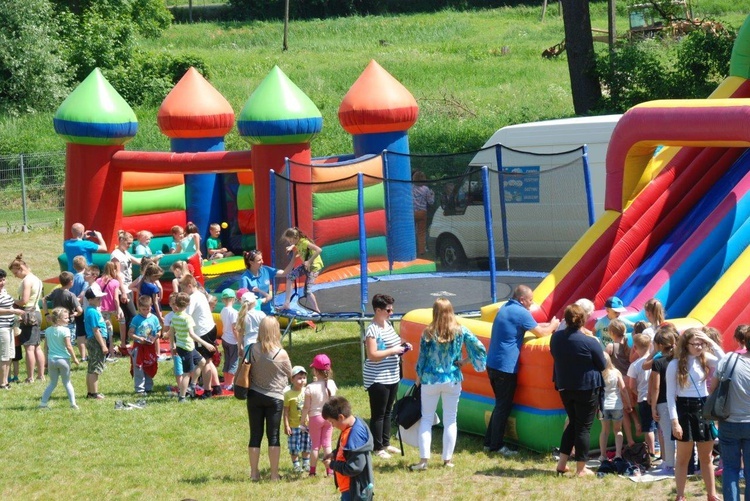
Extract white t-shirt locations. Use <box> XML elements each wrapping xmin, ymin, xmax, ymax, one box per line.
<box><xmin>627</xmin><ymin>355</ymin><xmax>651</xmax><ymax>402</ymax></box>
<box><xmin>666</xmin><ymin>353</ymin><xmax>719</xmax><ymax>420</ymax></box>
<box><xmin>110</xmin><ymin>248</ymin><xmax>133</xmax><ymax>287</ymax></box>
<box><xmin>602</xmin><ymin>370</ymin><xmax>623</xmax><ymax>410</ymax></box>
<box><xmin>186</xmin><ymin>290</ymin><xmax>215</xmax><ymax>337</ymax></box>
<box><xmin>220</xmin><ymin>306</ymin><xmax>238</xmax><ymax>345</ymax></box>
<box><xmin>243</xmin><ymin>310</ymin><xmax>266</xmax><ymax>347</ymax></box>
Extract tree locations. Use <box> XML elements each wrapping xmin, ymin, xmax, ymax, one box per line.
<box><xmin>0</xmin><ymin>0</ymin><xmax>69</xmax><ymax>115</ymax></box>
<box><xmin>561</xmin><ymin>0</ymin><xmax>602</xmax><ymax>114</ymax></box>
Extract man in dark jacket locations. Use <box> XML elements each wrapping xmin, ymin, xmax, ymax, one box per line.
<box><xmin>323</xmin><ymin>396</ymin><xmax>374</xmax><ymax>501</ymax></box>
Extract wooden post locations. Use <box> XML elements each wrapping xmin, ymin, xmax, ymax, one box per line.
<box><xmin>608</xmin><ymin>0</ymin><xmax>616</xmax><ymax>52</ymax></box>
<box><xmin>283</xmin><ymin>0</ymin><xmax>290</xmax><ymax>51</ymax></box>
<box><xmin>541</xmin><ymin>0</ymin><xmax>548</xmax><ymax>22</ymax></box>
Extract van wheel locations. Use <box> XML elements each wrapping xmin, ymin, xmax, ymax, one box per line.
<box><xmin>438</xmin><ymin>236</ymin><xmax>467</xmax><ymax>270</ymax></box>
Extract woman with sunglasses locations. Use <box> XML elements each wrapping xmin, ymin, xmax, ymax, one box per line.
<box><xmin>239</xmin><ymin>250</ymin><xmax>283</xmax><ymax>315</ymax></box>
<box><xmin>666</xmin><ymin>328</ymin><xmax>724</xmax><ymax>501</ymax></box>
<box><xmin>363</xmin><ymin>294</ymin><xmax>411</xmax><ymax>459</ymax></box>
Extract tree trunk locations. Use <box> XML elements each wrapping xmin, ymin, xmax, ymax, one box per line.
<box><xmin>561</xmin><ymin>0</ymin><xmax>602</xmax><ymax>114</ymax></box>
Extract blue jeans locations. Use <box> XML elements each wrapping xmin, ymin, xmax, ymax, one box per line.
<box><xmin>719</xmin><ymin>420</ymin><xmax>750</xmax><ymax>501</ymax></box>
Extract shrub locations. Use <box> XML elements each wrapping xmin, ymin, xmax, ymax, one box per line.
<box><xmin>595</xmin><ymin>23</ymin><xmax>736</xmax><ymax>113</ymax></box>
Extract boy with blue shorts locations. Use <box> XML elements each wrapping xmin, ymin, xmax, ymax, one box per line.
<box><xmin>167</xmin><ymin>292</ymin><xmax>215</xmax><ymax>402</ymax></box>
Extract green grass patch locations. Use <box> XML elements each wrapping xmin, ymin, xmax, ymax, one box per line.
<box><xmin>0</xmin><ymin>226</ymin><xmax>723</xmax><ymax>499</ymax></box>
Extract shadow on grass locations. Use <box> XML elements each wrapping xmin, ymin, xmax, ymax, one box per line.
<box><xmin>474</xmin><ymin>465</ymin><xmax>554</xmax><ymax>478</ymax></box>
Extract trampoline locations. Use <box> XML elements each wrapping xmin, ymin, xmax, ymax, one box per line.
<box><xmin>274</xmin><ymin>270</ymin><xmax>547</xmax><ymax>321</ymax></box>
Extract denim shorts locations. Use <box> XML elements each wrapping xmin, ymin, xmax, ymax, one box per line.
<box><xmin>601</xmin><ymin>408</ymin><xmax>624</xmax><ymax>421</ymax></box>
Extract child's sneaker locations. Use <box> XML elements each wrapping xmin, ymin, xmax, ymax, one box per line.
<box><xmin>71</xmin><ymin>404</ymin><xmax>79</xmax><ymax>410</ymax></box>
<box><xmin>386</xmin><ymin>445</ymin><xmax>401</xmax><ymax>455</ymax></box>
<box><xmin>374</xmin><ymin>449</ymin><xmax>391</xmax><ymax>459</ymax></box>
<box><xmin>178</xmin><ymin>396</ymin><xmax>187</xmax><ymax>403</ymax></box>
<box><xmin>293</xmin><ymin>463</ymin><xmax>303</xmax><ymax>473</ymax></box>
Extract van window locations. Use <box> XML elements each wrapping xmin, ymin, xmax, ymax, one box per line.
<box><xmin>442</xmin><ymin>169</ymin><xmax>484</xmax><ymax>215</ymax></box>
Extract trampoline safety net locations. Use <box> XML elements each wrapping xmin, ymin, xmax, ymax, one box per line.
<box><xmin>268</xmin><ymin>146</ymin><xmax>590</xmax><ymax>318</ymax></box>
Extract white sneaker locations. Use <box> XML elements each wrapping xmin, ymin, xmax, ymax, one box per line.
<box><xmin>498</xmin><ymin>446</ymin><xmax>518</xmax><ymax>456</ymax></box>
<box><xmin>385</xmin><ymin>445</ymin><xmax>401</xmax><ymax>455</ymax></box>
<box><xmin>374</xmin><ymin>449</ymin><xmax>391</xmax><ymax>459</ymax></box>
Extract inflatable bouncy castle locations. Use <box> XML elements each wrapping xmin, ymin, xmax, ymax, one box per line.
<box><xmin>399</xmin><ymin>14</ymin><xmax>750</xmax><ymax>452</ymax></box>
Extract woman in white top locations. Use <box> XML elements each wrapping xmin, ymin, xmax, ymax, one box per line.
<box><xmin>666</xmin><ymin>328</ymin><xmax>724</xmax><ymax>501</ymax></box>
<box><xmin>110</xmin><ymin>230</ymin><xmax>146</xmax><ymax>342</ymax></box>
<box><xmin>9</xmin><ymin>254</ymin><xmax>45</xmax><ymax>383</ymax></box>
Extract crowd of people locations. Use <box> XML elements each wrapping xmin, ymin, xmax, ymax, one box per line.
<box><xmin>3</xmin><ymin>221</ymin><xmax>750</xmax><ymax>500</ymax></box>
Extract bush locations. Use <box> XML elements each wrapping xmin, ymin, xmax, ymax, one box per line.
<box><xmin>595</xmin><ymin>23</ymin><xmax>736</xmax><ymax>113</ymax></box>
<box><xmin>0</xmin><ymin>0</ymin><xmax>69</xmax><ymax>115</ymax></box>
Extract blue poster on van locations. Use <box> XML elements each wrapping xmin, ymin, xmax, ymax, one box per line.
<box><xmin>502</xmin><ymin>166</ymin><xmax>540</xmax><ymax>203</ymax></box>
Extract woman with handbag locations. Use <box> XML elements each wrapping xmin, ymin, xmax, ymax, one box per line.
<box><xmin>9</xmin><ymin>254</ymin><xmax>45</xmax><ymax>383</ymax></box>
<box><xmin>666</xmin><ymin>328</ymin><xmax>723</xmax><ymax>501</ymax></box>
<box><xmin>712</xmin><ymin>325</ymin><xmax>750</xmax><ymax>501</ymax></box>
<box><xmin>410</xmin><ymin>298</ymin><xmax>486</xmax><ymax>471</ymax></box>
<box><xmin>246</xmin><ymin>316</ymin><xmax>292</xmax><ymax>481</ymax></box>
<box><xmin>363</xmin><ymin>293</ymin><xmax>411</xmax><ymax>459</ymax></box>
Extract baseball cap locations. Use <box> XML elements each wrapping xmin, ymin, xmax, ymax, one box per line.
<box><xmin>310</xmin><ymin>353</ymin><xmax>331</xmax><ymax>371</ymax></box>
<box><xmin>236</xmin><ymin>287</ymin><xmax>250</xmax><ymax>299</ymax></box>
<box><xmin>221</xmin><ymin>288</ymin><xmax>236</xmax><ymax>299</ymax></box>
<box><xmin>604</xmin><ymin>296</ymin><xmax>627</xmax><ymax>313</ymax></box>
<box><xmin>241</xmin><ymin>292</ymin><xmax>257</xmax><ymax>304</ymax></box>
<box><xmin>84</xmin><ymin>283</ymin><xmax>106</xmax><ymax>300</ymax></box>
<box><xmin>291</xmin><ymin>366</ymin><xmax>307</xmax><ymax>377</ymax></box>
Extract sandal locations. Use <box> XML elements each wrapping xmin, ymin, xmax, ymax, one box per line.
<box><xmin>23</xmin><ymin>377</ymin><xmax>34</xmax><ymax>384</ymax></box>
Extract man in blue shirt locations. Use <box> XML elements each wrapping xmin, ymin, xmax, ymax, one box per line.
<box><xmin>63</xmin><ymin>223</ymin><xmax>107</xmax><ymax>271</ymax></box>
<box><xmin>485</xmin><ymin>285</ymin><xmax>559</xmax><ymax>455</ymax></box>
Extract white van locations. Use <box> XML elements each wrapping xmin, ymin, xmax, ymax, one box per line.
<box><xmin>428</xmin><ymin>115</ymin><xmax>621</xmax><ymax>268</ymax></box>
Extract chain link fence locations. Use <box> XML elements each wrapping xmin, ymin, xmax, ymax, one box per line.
<box><xmin>0</xmin><ymin>152</ymin><xmax>66</xmax><ymax>233</ymax></box>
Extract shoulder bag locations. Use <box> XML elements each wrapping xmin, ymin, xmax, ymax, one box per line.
<box><xmin>392</xmin><ymin>383</ymin><xmax>422</xmax><ymax>429</ymax></box>
<box><xmin>234</xmin><ymin>343</ymin><xmax>254</xmax><ymax>400</ymax></box>
<box><xmin>702</xmin><ymin>353</ymin><xmax>741</xmax><ymax>421</ymax></box>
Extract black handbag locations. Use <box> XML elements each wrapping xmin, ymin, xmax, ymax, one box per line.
<box><xmin>703</xmin><ymin>353</ymin><xmax>741</xmax><ymax>421</ymax></box>
<box><xmin>393</xmin><ymin>383</ymin><xmax>422</xmax><ymax>429</ymax></box>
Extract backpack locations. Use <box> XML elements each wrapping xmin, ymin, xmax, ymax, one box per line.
<box><xmin>622</xmin><ymin>442</ymin><xmax>651</xmax><ymax>469</ymax></box>
<box><xmin>597</xmin><ymin>457</ymin><xmax>633</xmax><ymax>475</ymax></box>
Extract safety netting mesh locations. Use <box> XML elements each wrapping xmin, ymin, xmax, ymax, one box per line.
<box><xmin>269</xmin><ymin>146</ymin><xmax>590</xmax><ymax>316</ymax></box>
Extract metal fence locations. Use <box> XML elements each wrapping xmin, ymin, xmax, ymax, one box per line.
<box><xmin>0</xmin><ymin>152</ymin><xmax>66</xmax><ymax>232</ymax></box>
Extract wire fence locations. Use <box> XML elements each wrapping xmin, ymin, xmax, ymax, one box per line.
<box><xmin>0</xmin><ymin>152</ymin><xmax>66</xmax><ymax>233</ymax></box>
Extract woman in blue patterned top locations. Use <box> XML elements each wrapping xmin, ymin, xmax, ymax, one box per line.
<box><xmin>410</xmin><ymin>298</ymin><xmax>486</xmax><ymax>471</ymax></box>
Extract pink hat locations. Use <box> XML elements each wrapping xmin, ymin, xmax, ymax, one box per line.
<box><xmin>236</xmin><ymin>287</ymin><xmax>250</xmax><ymax>299</ymax></box>
<box><xmin>310</xmin><ymin>354</ymin><xmax>331</xmax><ymax>371</ymax></box>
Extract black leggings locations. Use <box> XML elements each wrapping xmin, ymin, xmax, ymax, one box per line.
<box><xmin>559</xmin><ymin>388</ymin><xmax>599</xmax><ymax>461</ymax></box>
<box><xmin>246</xmin><ymin>389</ymin><xmax>284</xmax><ymax>448</ymax></box>
<box><xmin>367</xmin><ymin>381</ymin><xmax>399</xmax><ymax>451</ymax></box>
<box><xmin>119</xmin><ymin>294</ymin><xmax>137</xmax><ymax>333</ymax></box>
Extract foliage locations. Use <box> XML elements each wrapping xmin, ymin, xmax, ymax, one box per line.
<box><xmin>595</xmin><ymin>23</ymin><xmax>736</xmax><ymax>112</ymax></box>
<box><xmin>0</xmin><ymin>0</ymin><xmax>69</xmax><ymax>115</ymax></box>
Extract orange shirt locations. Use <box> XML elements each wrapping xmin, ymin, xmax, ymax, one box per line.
<box><xmin>335</xmin><ymin>425</ymin><xmax>353</xmax><ymax>493</ymax></box>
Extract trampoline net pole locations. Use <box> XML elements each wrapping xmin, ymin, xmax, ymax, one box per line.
<box><xmin>481</xmin><ymin>166</ymin><xmax>497</xmax><ymax>303</ymax></box>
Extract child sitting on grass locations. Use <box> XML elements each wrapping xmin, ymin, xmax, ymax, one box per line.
<box><xmin>323</xmin><ymin>395</ymin><xmax>374</xmax><ymax>501</ymax></box>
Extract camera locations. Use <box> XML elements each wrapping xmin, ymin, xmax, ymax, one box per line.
<box><xmin>401</xmin><ymin>343</ymin><xmax>411</xmax><ymax>353</ymax></box>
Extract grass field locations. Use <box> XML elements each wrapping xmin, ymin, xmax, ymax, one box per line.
<box><xmin>1</xmin><ymin>4</ymin><xmax>747</xmax><ymax>156</ymax></box>
<box><xmin>0</xmin><ymin>230</ymin><xmax>725</xmax><ymax>500</ymax></box>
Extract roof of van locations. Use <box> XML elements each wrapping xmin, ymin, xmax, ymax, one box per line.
<box><xmin>482</xmin><ymin>114</ymin><xmax>622</xmax><ymax>149</ymax></box>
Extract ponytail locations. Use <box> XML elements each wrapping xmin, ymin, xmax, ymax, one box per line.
<box><xmin>236</xmin><ymin>300</ymin><xmax>250</xmax><ymax>337</ymax></box>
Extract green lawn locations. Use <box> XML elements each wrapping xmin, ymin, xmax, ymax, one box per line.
<box><xmin>0</xmin><ymin>228</ymin><xmax>720</xmax><ymax>500</ymax></box>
